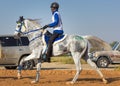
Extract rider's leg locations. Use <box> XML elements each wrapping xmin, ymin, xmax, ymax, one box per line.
<box><xmin>46</xmin><ymin>33</ymin><xmax>59</xmax><ymax>62</ymax></box>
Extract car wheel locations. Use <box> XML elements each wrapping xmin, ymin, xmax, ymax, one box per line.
<box><xmin>5</xmin><ymin>66</ymin><xmax>17</xmax><ymax>69</ymax></box>
<box><xmin>19</xmin><ymin>56</ymin><xmax>34</xmax><ymax>70</ymax></box>
<box><xmin>96</xmin><ymin>56</ymin><xmax>110</xmax><ymax>68</ymax></box>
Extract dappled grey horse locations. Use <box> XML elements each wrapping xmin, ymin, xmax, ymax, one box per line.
<box><xmin>14</xmin><ymin>17</ymin><xmax>107</xmax><ymax>84</ymax></box>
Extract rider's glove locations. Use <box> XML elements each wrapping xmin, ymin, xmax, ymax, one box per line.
<box><xmin>42</xmin><ymin>25</ymin><xmax>49</xmax><ymax>30</ymax></box>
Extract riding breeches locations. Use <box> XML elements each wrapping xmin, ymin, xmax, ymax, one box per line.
<box><xmin>47</xmin><ymin>33</ymin><xmax>59</xmax><ymax>58</ymax></box>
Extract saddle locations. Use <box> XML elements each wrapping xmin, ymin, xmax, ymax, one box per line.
<box><xmin>41</xmin><ymin>31</ymin><xmax>67</xmax><ymax>60</ymax></box>
<box><xmin>42</xmin><ymin>31</ymin><xmax>67</xmax><ymax>45</ymax></box>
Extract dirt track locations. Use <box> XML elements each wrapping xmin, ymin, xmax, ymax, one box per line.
<box><xmin>0</xmin><ymin>69</ymin><xmax>120</xmax><ymax>86</ymax></box>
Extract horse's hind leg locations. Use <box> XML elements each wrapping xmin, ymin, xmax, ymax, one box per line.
<box><xmin>66</xmin><ymin>52</ymin><xmax>82</xmax><ymax>84</ymax></box>
<box><xmin>84</xmin><ymin>54</ymin><xmax>108</xmax><ymax>84</ymax></box>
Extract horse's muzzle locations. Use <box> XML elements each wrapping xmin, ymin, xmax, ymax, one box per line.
<box><xmin>14</xmin><ymin>33</ymin><xmax>21</xmax><ymax>39</ymax></box>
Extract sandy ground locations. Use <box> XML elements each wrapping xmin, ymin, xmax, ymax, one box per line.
<box><xmin>0</xmin><ymin>63</ymin><xmax>120</xmax><ymax>86</ymax></box>
<box><xmin>0</xmin><ymin>70</ymin><xmax>120</xmax><ymax>86</ymax></box>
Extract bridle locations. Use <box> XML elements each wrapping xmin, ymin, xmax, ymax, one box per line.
<box><xmin>15</xmin><ymin>21</ymin><xmax>25</xmax><ymax>34</ymax></box>
<box><xmin>15</xmin><ymin>20</ymin><xmax>43</xmax><ymax>42</ymax></box>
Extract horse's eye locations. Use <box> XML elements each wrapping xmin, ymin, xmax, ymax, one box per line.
<box><xmin>18</xmin><ymin>25</ymin><xmax>21</xmax><ymax>27</ymax></box>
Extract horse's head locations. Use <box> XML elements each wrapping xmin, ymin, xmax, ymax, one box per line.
<box><xmin>14</xmin><ymin>16</ymin><xmax>27</xmax><ymax>38</ymax></box>
<box><xmin>14</xmin><ymin>16</ymin><xmax>47</xmax><ymax>39</ymax></box>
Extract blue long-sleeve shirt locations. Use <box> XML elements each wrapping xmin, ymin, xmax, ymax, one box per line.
<box><xmin>48</xmin><ymin>10</ymin><xmax>64</xmax><ymax>34</ymax></box>
<box><xmin>49</xmin><ymin>12</ymin><xmax>59</xmax><ymax>27</ymax></box>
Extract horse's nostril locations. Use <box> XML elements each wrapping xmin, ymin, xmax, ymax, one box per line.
<box><xmin>14</xmin><ymin>35</ymin><xmax>18</xmax><ymax>39</ymax></box>
<box><xmin>18</xmin><ymin>33</ymin><xmax>21</xmax><ymax>36</ymax></box>
<box><xmin>14</xmin><ymin>33</ymin><xmax>21</xmax><ymax>39</ymax></box>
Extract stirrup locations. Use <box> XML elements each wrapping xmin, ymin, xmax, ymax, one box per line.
<box><xmin>41</xmin><ymin>54</ymin><xmax>47</xmax><ymax>62</ymax></box>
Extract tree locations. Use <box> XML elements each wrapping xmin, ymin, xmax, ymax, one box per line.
<box><xmin>110</xmin><ymin>41</ymin><xmax>118</xmax><ymax>47</ymax></box>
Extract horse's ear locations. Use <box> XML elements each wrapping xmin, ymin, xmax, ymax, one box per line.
<box><xmin>19</xmin><ymin>16</ymin><xmax>24</xmax><ymax>22</ymax></box>
<box><xmin>19</xmin><ymin>16</ymin><xmax>23</xmax><ymax>19</ymax></box>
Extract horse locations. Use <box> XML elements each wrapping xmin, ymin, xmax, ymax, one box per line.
<box><xmin>14</xmin><ymin>17</ymin><xmax>107</xmax><ymax>84</ymax></box>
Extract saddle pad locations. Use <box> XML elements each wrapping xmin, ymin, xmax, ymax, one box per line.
<box><xmin>42</xmin><ymin>34</ymin><xmax>67</xmax><ymax>45</ymax></box>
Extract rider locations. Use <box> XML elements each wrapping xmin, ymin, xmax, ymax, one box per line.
<box><xmin>42</xmin><ymin>2</ymin><xmax>64</xmax><ymax>62</ymax></box>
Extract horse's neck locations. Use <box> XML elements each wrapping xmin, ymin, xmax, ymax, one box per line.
<box><xmin>25</xmin><ymin>20</ymin><xmax>41</xmax><ymax>40</ymax></box>
<box><xmin>24</xmin><ymin>20</ymin><xmax>44</xmax><ymax>50</ymax></box>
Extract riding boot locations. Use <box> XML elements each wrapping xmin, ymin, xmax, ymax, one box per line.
<box><xmin>46</xmin><ymin>45</ymin><xmax>52</xmax><ymax>63</ymax></box>
<box><xmin>46</xmin><ymin>32</ymin><xmax>59</xmax><ymax>63</ymax></box>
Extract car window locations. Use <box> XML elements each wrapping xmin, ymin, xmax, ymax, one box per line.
<box><xmin>18</xmin><ymin>37</ymin><xmax>29</xmax><ymax>46</ymax></box>
<box><xmin>112</xmin><ymin>42</ymin><xmax>120</xmax><ymax>50</ymax></box>
<box><xmin>117</xmin><ymin>44</ymin><xmax>120</xmax><ymax>51</ymax></box>
<box><xmin>0</xmin><ymin>37</ymin><xmax>17</xmax><ymax>47</ymax></box>
<box><xmin>0</xmin><ymin>36</ymin><xmax>29</xmax><ymax>47</ymax></box>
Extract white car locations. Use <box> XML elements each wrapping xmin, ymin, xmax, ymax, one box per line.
<box><xmin>0</xmin><ymin>35</ymin><xmax>36</xmax><ymax>69</ymax></box>
<box><xmin>90</xmin><ymin>42</ymin><xmax>120</xmax><ymax>68</ymax></box>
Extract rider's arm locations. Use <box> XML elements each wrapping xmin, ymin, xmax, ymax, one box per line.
<box><xmin>48</xmin><ymin>13</ymin><xmax>59</xmax><ymax>27</ymax></box>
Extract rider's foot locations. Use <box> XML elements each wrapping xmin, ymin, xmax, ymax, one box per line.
<box><xmin>42</xmin><ymin>54</ymin><xmax>51</xmax><ymax>63</ymax></box>
<box><xmin>44</xmin><ymin>57</ymin><xmax>51</xmax><ymax>63</ymax></box>
<box><xmin>47</xmin><ymin>58</ymin><xmax>51</xmax><ymax>63</ymax></box>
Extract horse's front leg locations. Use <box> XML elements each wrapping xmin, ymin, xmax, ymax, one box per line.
<box><xmin>31</xmin><ymin>59</ymin><xmax>42</xmax><ymax>84</ymax></box>
<box><xmin>17</xmin><ymin>64</ymin><xmax>23</xmax><ymax>79</ymax></box>
<box><xmin>30</xmin><ymin>47</ymin><xmax>43</xmax><ymax>84</ymax></box>
<box><xmin>17</xmin><ymin>53</ymin><xmax>35</xmax><ymax>79</ymax></box>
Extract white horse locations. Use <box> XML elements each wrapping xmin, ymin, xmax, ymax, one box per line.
<box><xmin>14</xmin><ymin>17</ymin><xmax>107</xmax><ymax>84</ymax></box>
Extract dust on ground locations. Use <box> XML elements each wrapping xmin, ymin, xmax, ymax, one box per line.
<box><xmin>0</xmin><ymin>70</ymin><xmax>120</xmax><ymax>86</ymax></box>
<box><xmin>0</xmin><ymin>63</ymin><xmax>120</xmax><ymax>86</ymax></box>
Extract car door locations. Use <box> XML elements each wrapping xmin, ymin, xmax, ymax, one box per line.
<box><xmin>0</xmin><ymin>36</ymin><xmax>20</xmax><ymax>64</ymax></box>
<box><xmin>18</xmin><ymin>37</ymin><xmax>30</xmax><ymax>54</ymax></box>
<box><xmin>0</xmin><ymin>37</ymin><xmax>6</xmax><ymax>64</ymax></box>
<box><xmin>111</xmin><ymin>51</ymin><xmax>120</xmax><ymax>63</ymax></box>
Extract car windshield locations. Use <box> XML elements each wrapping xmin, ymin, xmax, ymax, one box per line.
<box><xmin>112</xmin><ymin>42</ymin><xmax>120</xmax><ymax>50</ymax></box>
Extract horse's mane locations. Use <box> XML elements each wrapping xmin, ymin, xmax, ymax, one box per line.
<box><xmin>26</xmin><ymin>19</ymin><xmax>41</xmax><ymax>27</ymax></box>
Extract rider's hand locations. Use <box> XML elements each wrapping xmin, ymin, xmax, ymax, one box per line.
<box><xmin>42</xmin><ymin>25</ymin><xmax>49</xmax><ymax>30</ymax></box>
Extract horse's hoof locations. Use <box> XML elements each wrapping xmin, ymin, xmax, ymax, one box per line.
<box><xmin>31</xmin><ymin>80</ymin><xmax>38</xmax><ymax>84</ymax></box>
<box><xmin>17</xmin><ymin>76</ymin><xmax>22</xmax><ymax>79</ymax></box>
<box><xmin>102</xmin><ymin>78</ymin><xmax>108</xmax><ymax>84</ymax></box>
<box><xmin>66</xmin><ymin>81</ymin><xmax>74</xmax><ymax>85</ymax></box>
<box><xmin>17</xmin><ymin>73</ymin><xmax>22</xmax><ymax>79</ymax></box>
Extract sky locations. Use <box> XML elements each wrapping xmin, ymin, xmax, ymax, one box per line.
<box><xmin>0</xmin><ymin>0</ymin><xmax>120</xmax><ymax>43</ymax></box>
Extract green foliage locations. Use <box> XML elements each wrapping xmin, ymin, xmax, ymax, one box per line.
<box><xmin>51</xmin><ymin>56</ymin><xmax>74</xmax><ymax>64</ymax></box>
<box><xmin>90</xmin><ymin>47</ymin><xmax>102</xmax><ymax>52</ymax></box>
<box><xmin>115</xmin><ymin>66</ymin><xmax>120</xmax><ymax>71</ymax></box>
<box><xmin>110</xmin><ymin>41</ymin><xmax>118</xmax><ymax>47</ymax></box>
<box><xmin>51</xmin><ymin>55</ymin><xmax>86</xmax><ymax>64</ymax></box>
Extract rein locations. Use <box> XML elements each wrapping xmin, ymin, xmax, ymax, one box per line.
<box><xmin>15</xmin><ymin>21</ymin><xmax>42</xmax><ymax>35</ymax></box>
<box><xmin>23</xmin><ymin>28</ymin><xmax>41</xmax><ymax>35</ymax></box>
<box><xmin>25</xmin><ymin>28</ymin><xmax>43</xmax><ymax>42</ymax></box>
<box><xmin>15</xmin><ymin>27</ymin><xmax>41</xmax><ymax>35</ymax></box>
<box><xmin>29</xmin><ymin>33</ymin><xmax>42</xmax><ymax>42</ymax></box>
<box><xmin>16</xmin><ymin>20</ymin><xmax>43</xmax><ymax>43</ymax></box>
